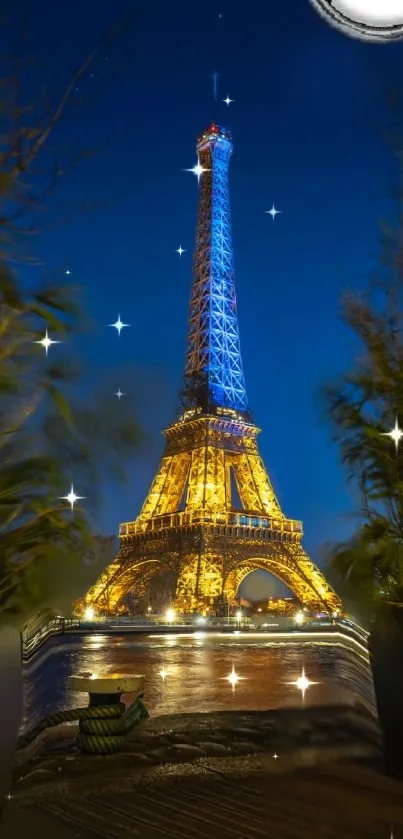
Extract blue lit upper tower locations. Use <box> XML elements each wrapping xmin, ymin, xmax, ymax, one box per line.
<box><xmin>181</xmin><ymin>123</ymin><xmax>250</xmax><ymax>421</ymax></box>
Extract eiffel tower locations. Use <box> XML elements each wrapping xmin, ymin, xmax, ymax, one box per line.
<box><xmin>84</xmin><ymin>123</ymin><xmax>341</xmax><ymax>616</ymax></box>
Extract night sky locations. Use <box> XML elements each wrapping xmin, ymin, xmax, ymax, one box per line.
<box><xmin>11</xmin><ymin>1</ymin><xmax>403</xmax><ymax>598</ymax></box>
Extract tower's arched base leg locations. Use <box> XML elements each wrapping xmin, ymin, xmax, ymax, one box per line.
<box><xmin>81</xmin><ymin>536</ymin><xmax>342</xmax><ymax>619</ymax></box>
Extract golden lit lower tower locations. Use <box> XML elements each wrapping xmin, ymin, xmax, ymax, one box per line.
<box><xmin>83</xmin><ymin>123</ymin><xmax>342</xmax><ymax>616</ymax></box>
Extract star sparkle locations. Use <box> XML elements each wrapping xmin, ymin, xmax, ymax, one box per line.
<box><xmin>33</xmin><ymin>329</ymin><xmax>61</xmax><ymax>356</ymax></box>
<box><xmin>175</xmin><ymin>245</ymin><xmax>186</xmax><ymax>257</ymax></box>
<box><xmin>109</xmin><ymin>314</ymin><xmax>130</xmax><ymax>336</ymax></box>
<box><xmin>185</xmin><ymin>158</ymin><xmax>209</xmax><ymax>183</ymax></box>
<box><xmin>225</xmin><ymin>665</ymin><xmax>242</xmax><ymax>690</ymax></box>
<box><xmin>159</xmin><ymin>667</ymin><xmax>168</xmax><ymax>681</ymax></box>
<box><xmin>265</xmin><ymin>204</ymin><xmax>281</xmax><ymax>221</ymax></box>
<box><xmin>381</xmin><ymin>418</ymin><xmax>403</xmax><ymax>452</ymax></box>
<box><xmin>115</xmin><ymin>389</ymin><xmax>125</xmax><ymax>400</ymax></box>
<box><xmin>288</xmin><ymin>668</ymin><xmax>318</xmax><ymax>701</ymax></box>
<box><xmin>59</xmin><ymin>485</ymin><xmax>86</xmax><ymax>511</ymax></box>
<box><xmin>223</xmin><ymin>95</ymin><xmax>234</xmax><ymax>107</ymax></box>
<box><xmin>272</xmin><ymin>753</ymin><xmax>279</xmax><ymax>760</ymax></box>
<box><xmin>65</xmin><ymin>267</ymin><xmax>72</xmax><ymax>275</ymax></box>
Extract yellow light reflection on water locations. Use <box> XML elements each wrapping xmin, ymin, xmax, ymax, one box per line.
<box><xmin>66</xmin><ymin>625</ymin><xmax>373</xmax><ymax>721</ymax></box>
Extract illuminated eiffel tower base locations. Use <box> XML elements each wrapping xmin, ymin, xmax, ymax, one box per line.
<box><xmin>83</xmin><ymin>124</ymin><xmax>341</xmax><ymax>617</ymax></box>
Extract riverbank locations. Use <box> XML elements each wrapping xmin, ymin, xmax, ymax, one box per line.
<box><xmin>14</xmin><ymin>702</ymin><xmax>382</xmax><ymax>782</ymax></box>
<box><xmin>22</xmin><ymin>613</ymin><xmax>368</xmax><ymax>666</ymax></box>
<box><xmin>4</xmin><ymin>703</ymin><xmax>401</xmax><ymax>837</ymax></box>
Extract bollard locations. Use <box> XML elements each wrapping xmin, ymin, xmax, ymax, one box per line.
<box><xmin>16</xmin><ymin>673</ymin><xmax>148</xmax><ymax>755</ymax></box>
<box><xmin>67</xmin><ymin>673</ymin><xmax>148</xmax><ymax>755</ymax></box>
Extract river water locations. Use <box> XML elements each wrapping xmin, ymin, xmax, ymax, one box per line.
<box><xmin>22</xmin><ymin>629</ymin><xmax>376</xmax><ymax>732</ymax></box>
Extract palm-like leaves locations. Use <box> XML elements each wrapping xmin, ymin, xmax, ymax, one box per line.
<box><xmin>324</xmin><ymin>273</ymin><xmax>403</xmax><ymax>609</ymax></box>
<box><xmin>0</xmin><ymin>264</ymin><xmax>142</xmax><ymax>627</ymax></box>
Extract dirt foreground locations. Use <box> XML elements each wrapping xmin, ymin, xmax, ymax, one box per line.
<box><xmin>2</xmin><ymin>704</ymin><xmax>402</xmax><ymax>838</ymax></box>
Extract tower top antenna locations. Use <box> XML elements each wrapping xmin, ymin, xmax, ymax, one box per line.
<box><xmin>196</xmin><ymin>123</ymin><xmax>232</xmax><ymax>152</ymax></box>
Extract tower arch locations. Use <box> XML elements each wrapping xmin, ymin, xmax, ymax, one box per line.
<box><xmin>224</xmin><ymin>553</ymin><xmax>334</xmax><ymax>611</ymax></box>
<box><xmin>83</xmin><ymin>556</ymin><xmax>177</xmax><ymax>614</ymax></box>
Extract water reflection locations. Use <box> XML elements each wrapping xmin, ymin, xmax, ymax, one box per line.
<box><xmin>22</xmin><ymin>631</ymin><xmax>376</xmax><ymax>732</ymax></box>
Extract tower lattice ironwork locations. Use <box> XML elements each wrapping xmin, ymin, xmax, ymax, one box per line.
<box><xmin>83</xmin><ymin>123</ymin><xmax>342</xmax><ymax>616</ymax></box>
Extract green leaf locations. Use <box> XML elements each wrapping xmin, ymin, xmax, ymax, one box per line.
<box><xmin>47</xmin><ymin>385</ymin><xmax>74</xmax><ymax>426</ymax></box>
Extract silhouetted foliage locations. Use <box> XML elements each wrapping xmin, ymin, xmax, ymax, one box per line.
<box><xmin>0</xmin><ymin>22</ymin><xmax>144</xmax><ymax>627</ymax></box>
<box><xmin>323</xmin><ymin>173</ymin><xmax>403</xmax><ymax>616</ymax></box>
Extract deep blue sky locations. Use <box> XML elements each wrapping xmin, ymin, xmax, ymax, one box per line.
<box><xmin>12</xmin><ymin>1</ymin><xmax>403</xmax><ymax>597</ymax></box>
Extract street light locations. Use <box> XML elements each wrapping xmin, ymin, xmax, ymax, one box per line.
<box><xmin>84</xmin><ymin>606</ymin><xmax>95</xmax><ymax>621</ymax></box>
<box><xmin>294</xmin><ymin>611</ymin><xmax>305</xmax><ymax>626</ymax></box>
<box><xmin>166</xmin><ymin>608</ymin><xmax>175</xmax><ymax>624</ymax></box>
<box><xmin>236</xmin><ymin>609</ymin><xmax>242</xmax><ymax>627</ymax></box>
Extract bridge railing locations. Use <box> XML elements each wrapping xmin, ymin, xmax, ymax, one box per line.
<box><xmin>119</xmin><ymin>511</ymin><xmax>303</xmax><ymax>538</ymax></box>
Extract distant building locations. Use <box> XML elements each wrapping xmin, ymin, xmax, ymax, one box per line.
<box><xmin>266</xmin><ymin>596</ymin><xmax>299</xmax><ymax>616</ymax></box>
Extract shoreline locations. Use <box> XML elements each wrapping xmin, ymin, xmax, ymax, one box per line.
<box><xmin>22</xmin><ymin>618</ymin><xmax>369</xmax><ymax>665</ymax></box>
<box><xmin>13</xmin><ymin>702</ymin><xmax>381</xmax><ymax>796</ymax></box>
